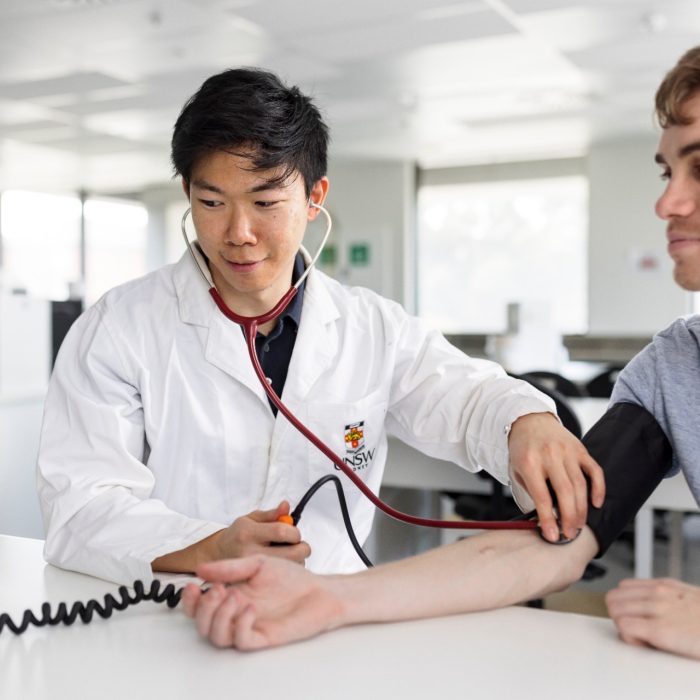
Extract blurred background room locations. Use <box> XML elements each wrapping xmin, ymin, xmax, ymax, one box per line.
<box><xmin>1</xmin><ymin>0</ymin><xmax>699</xmax><ymax>612</ymax></box>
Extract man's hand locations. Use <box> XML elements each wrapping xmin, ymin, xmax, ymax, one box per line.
<box><xmin>152</xmin><ymin>501</ymin><xmax>310</xmax><ymax>574</ymax></box>
<box><xmin>181</xmin><ymin>556</ymin><xmax>342</xmax><ymax>650</ymax></box>
<box><xmin>508</xmin><ymin>412</ymin><xmax>605</xmax><ymax>543</ymax></box>
<box><xmin>211</xmin><ymin>501</ymin><xmax>311</xmax><ymax>564</ymax></box>
<box><xmin>606</xmin><ymin>578</ymin><xmax>700</xmax><ymax>660</ymax></box>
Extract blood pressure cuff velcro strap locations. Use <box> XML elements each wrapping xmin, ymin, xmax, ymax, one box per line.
<box><xmin>582</xmin><ymin>401</ymin><xmax>672</xmax><ymax>557</ymax></box>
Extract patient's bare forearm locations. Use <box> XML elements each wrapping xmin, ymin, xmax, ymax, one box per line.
<box><xmin>330</xmin><ymin>527</ymin><xmax>597</xmax><ymax>628</ymax></box>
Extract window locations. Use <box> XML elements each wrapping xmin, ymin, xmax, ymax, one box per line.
<box><xmin>0</xmin><ymin>190</ymin><xmax>82</xmax><ymax>300</ymax></box>
<box><xmin>84</xmin><ymin>197</ymin><xmax>148</xmax><ymax>306</ymax></box>
<box><xmin>417</xmin><ymin>176</ymin><xmax>588</xmax><ymax>334</ymax></box>
<box><xmin>1</xmin><ymin>191</ymin><xmax>149</xmax><ymax>306</ymax></box>
<box><xmin>165</xmin><ymin>200</ymin><xmax>190</xmax><ymax>265</ymax></box>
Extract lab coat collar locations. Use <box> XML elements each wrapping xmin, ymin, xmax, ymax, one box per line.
<box><xmin>267</xmin><ymin>252</ymin><xmax>341</xmax><ymax>451</ymax></box>
<box><xmin>286</xmin><ymin>249</ymin><xmax>341</xmax><ymax>397</ymax></box>
<box><xmin>173</xmin><ymin>245</ymin><xmax>215</xmax><ymax>327</ymax></box>
<box><xmin>173</xmin><ymin>246</ymin><xmax>341</xmax><ymax>406</ymax></box>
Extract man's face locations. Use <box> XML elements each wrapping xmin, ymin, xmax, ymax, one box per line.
<box><xmin>185</xmin><ymin>150</ymin><xmax>328</xmax><ymax>315</ymax></box>
<box><xmin>655</xmin><ymin>93</ymin><xmax>700</xmax><ymax>291</ymax></box>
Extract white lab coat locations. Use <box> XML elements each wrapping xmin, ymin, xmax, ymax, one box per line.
<box><xmin>37</xmin><ymin>250</ymin><xmax>554</xmax><ymax>584</ymax></box>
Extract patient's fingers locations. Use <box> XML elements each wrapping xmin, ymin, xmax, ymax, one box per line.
<box><xmin>193</xmin><ymin>583</ymin><xmax>227</xmax><ymax>638</ymax></box>
<box><xmin>208</xmin><ymin>589</ymin><xmax>243</xmax><ymax>648</ymax></box>
<box><xmin>180</xmin><ymin>583</ymin><xmax>202</xmax><ymax>617</ymax></box>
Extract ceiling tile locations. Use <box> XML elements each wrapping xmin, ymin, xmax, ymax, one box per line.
<box><xmin>0</xmin><ymin>71</ymin><xmax>129</xmax><ymax>100</ymax></box>
<box><xmin>504</xmin><ymin>0</ymin><xmax>649</xmax><ymax>13</ymax></box>
<box><xmin>282</xmin><ymin>9</ymin><xmax>515</xmax><ymax>62</ymax></box>
<box><xmin>231</xmin><ymin>0</ymin><xmax>489</xmax><ymax>35</ymax></box>
<box><xmin>37</xmin><ymin>132</ymin><xmax>158</xmax><ymax>155</ymax></box>
<box><xmin>0</xmin><ymin>0</ymin><xmax>695</xmax><ymax>192</ymax></box>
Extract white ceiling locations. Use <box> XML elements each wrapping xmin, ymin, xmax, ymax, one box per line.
<box><xmin>0</xmin><ymin>0</ymin><xmax>697</xmax><ymax>194</ymax></box>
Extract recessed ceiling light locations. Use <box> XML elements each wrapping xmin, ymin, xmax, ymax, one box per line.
<box><xmin>640</xmin><ymin>10</ymin><xmax>668</xmax><ymax>34</ymax></box>
<box><xmin>415</xmin><ymin>2</ymin><xmax>484</xmax><ymax>22</ymax></box>
<box><xmin>50</xmin><ymin>0</ymin><xmax>131</xmax><ymax>7</ymax></box>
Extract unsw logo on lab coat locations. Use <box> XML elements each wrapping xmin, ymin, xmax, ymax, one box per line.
<box><xmin>339</xmin><ymin>421</ymin><xmax>375</xmax><ymax>472</ymax></box>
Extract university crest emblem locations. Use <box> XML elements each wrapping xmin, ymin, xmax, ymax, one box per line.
<box><xmin>344</xmin><ymin>421</ymin><xmax>365</xmax><ymax>453</ymax></box>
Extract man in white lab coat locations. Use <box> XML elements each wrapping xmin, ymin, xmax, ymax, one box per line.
<box><xmin>37</xmin><ymin>68</ymin><xmax>603</xmax><ymax>586</ymax></box>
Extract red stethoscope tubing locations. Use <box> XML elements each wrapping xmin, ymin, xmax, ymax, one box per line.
<box><xmin>208</xmin><ymin>285</ymin><xmax>536</xmax><ymax>532</ymax></box>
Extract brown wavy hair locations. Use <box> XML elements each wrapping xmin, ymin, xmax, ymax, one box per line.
<box><xmin>656</xmin><ymin>46</ymin><xmax>700</xmax><ymax>127</ymax></box>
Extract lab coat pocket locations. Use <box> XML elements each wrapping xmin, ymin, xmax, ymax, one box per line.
<box><xmin>305</xmin><ymin>387</ymin><xmax>389</xmax><ymax>487</ymax></box>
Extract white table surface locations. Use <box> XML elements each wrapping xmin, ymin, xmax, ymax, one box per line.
<box><xmin>1</xmin><ymin>535</ymin><xmax>699</xmax><ymax>700</ymax></box>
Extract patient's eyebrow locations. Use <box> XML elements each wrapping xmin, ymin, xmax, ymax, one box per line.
<box><xmin>678</xmin><ymin>140</ymin><xmax>700</xmax><ymax>159</ymax></box>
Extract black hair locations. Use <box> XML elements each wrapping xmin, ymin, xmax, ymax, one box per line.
<box><xmin>171</xmin><ymin>68</ymin><xmax>328</xmax><ymax>196</ymax></box>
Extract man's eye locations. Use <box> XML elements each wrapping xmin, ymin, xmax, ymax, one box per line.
<box><xmin>256</xmin><ymin>200</ymin><xmax>278</xmax><ymax>208</ymax></box>
<box><xmin>659</xmin><ymin>168</ymin><xmax>671</xmax><ymax>181</ymax></box>
<box><xmin>200</xmin><ymin>199</ymin><xmax>221</xmax><ymax>208</ymax></box>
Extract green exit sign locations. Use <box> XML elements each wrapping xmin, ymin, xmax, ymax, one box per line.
<box><xmin>349</xmin><ymin>243</ymin><xmax>370</xmax><ymax>266</ymax></box>
<box><xmin>320</xmin><ymin>244</ymin><xmax>336</xmax><ymax>266</ymax></box>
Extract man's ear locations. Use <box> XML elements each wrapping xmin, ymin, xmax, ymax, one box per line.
<box><xmin>182</xmin><ymin>178</ymin><xmax>190</xmax><ymax>199</ymax></box>
<box><xmin>307</xmin><ymin>177</ymin><xmax>329</xmax><ymax>220</ymax></box>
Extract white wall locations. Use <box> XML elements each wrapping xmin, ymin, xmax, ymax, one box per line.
<box><xmin>587</xmin><ymin>136</ymin><xmax>689</xmax><ymax>335</ymax></box>
<box><xmin>0</xmin><ymin>294</ymin><xmax>50</xmax><ymax>538</ymax></box>
<box><xmin>140</xmin><ymin>183</ymin><xmax>184</xmax><ymax>268</ymax></box>
<box><xmin>0</xmin><ymin>397</ymin><xmax>44</xmax><ymax>538</ymax></box>
<box><xmin>321</xmin><ymin>159</ymin><xmax>416</xmax><ymax>308</ymax></box>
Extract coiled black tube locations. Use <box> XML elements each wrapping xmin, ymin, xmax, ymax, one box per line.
<box><xmin>291</xmin><ymin>473</ymin><xmax>374</xmax><ymax>568</ymax></box>
<box><xmin>1</xmin><ymin>475</ymin><xmax>372</xmax><ymax>636</ymax></box>
<box><xmin>0</xmin><ymin>579</ymin><xmax>182</xmax><ymax>635</ymax></box>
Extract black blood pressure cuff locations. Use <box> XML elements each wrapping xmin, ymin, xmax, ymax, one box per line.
<box><xmin>582</xmin><ymin>402</ymin><xmax>673</xmax><ymax>557</ymax></box>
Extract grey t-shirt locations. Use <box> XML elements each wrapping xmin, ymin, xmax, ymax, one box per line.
<box><xmin>611</xmin><ymin>315</ymin><xmax>700</xmax><ymax>504</ymax></box>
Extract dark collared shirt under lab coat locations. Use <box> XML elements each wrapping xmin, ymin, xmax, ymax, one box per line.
<box><xmin>253</xmin><ymin>253</ymin><xmax>306</xmax><ymax>414</ymax></box>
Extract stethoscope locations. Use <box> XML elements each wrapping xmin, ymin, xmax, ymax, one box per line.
<box><xmin>180</xmin><ymin>200</ymin><xmax>539</xmax><ymax>537</ymax></box>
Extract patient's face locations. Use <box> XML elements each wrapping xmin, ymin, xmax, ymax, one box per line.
<box><xmin>655</xmin><ymin>93</ymin><xmax>700</xmax><ymax>291</ymax></box>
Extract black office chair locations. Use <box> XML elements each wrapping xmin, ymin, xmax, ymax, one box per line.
<box><xmin>520</xmin><ymin>370</ymin><xmax>587</xmax><ymax>398</ymax></box>
<box><xmin>51</xmin><ymin>299</ymin><xmax>83</xmax><ymax>369</ymax></box>
<box><xmin>585</xmin><ymin>365</ymin><xmax>626</xmax><ymax>398</ymax></box>
<box><xmin>513</xmin><ymin>374</ymin><xmax>583</xmax><ymax>439</ymax></box>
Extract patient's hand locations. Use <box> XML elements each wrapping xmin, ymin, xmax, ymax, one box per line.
<box><xmin>606</xmin><ymin>578</ymin><xmax>700</xmax><ymax>660</ymax></box>
<box><xmin>181</xmin><ymin>557</ymin><xmax>343</xmax><ymax>650</ymax></box>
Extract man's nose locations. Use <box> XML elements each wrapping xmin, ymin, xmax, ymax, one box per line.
<box><xmin>656</xmin><ymin>178</ymin><xmax>697</xmax><ymax>220</ymax></box>
<box><xmin>224</xmin><ymin>208</ymin><xmax>256</xmax><ymax>245</ymax></box>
